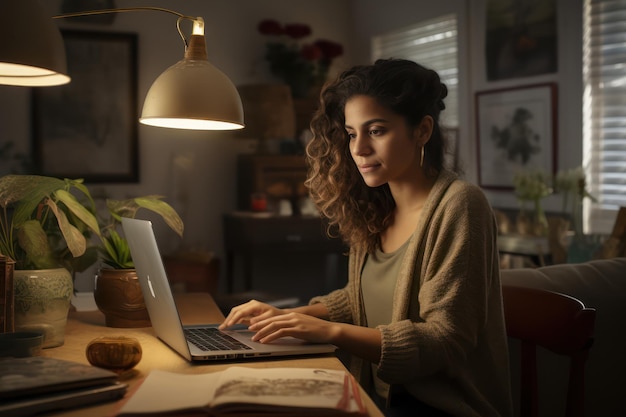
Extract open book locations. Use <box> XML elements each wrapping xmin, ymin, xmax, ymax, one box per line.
<box><xmin>117</xmin><ymin>367</ymin><xmax>367</xmax><ymax>416</ymax></box>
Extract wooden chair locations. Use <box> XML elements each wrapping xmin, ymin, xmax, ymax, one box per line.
<box><xmin>501</xmin><ymin>285</ymin><xmax>596</xmax><ymax>417</ymax></box>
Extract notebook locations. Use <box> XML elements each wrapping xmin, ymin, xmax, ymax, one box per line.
<box><xmin>0</xmin><ymin>356</ymin><xmax>127</xmax><ymax>416</ymax></box>
<box><xmin>121</xmin><ymin>217</ymin><xmax>337</xmax><ymax>362</ymax></box>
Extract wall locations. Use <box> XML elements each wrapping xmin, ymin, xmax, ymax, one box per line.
<box><xmin>0</xmin><ymin>0</ymin><xmax>586</xmax><ymax>291</ymax></box>
<box><xmin>0</xmin><ymin>0</ymin><xmax>354</xmax><ymax>292</ymax></box>
<box><xmin>352</xmin><ymin>0</ymin><xmax>584</xmax><ymax>213</ymax></box>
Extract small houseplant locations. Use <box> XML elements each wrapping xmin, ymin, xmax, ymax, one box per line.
<box><xmin>98</xmin><ymin>195</ymin><xmax>184</xmax><ymax>269</ymax></box>
<box><xmin>512</xmin><ymin>169</ymin><xmax>553</xmax><ymax>236</ymax></box>
<box><xmin>92</xmin><ymin>195</ymin><xmax>184</xmax><ymax>328</ymax></box>
<box><xmin>0</xmin><ymin>174</ymin><xmax>101</xmax><ymax>347</ymax></box>
<box><xmin>0</xmin><ymin>175</ymin><xmax>100</xmax><ymax>271</ymax></box>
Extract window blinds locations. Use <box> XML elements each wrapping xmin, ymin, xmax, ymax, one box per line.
<box><xmin>371</xmin><ymin>14</ymin><xmax>458</xmax><ymax>127</ymax></box>
<box><xmin>583</xmin><ymin>0</ymin><xmax>626</xmax><ymax>233</ymax></box>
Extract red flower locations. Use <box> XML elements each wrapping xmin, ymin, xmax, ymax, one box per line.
<box><xmin>314</xmin><ymin>39</ymin><xmax>344</xmax><ymax>60</ymax></box>
<box><xmin>258</xmin><ymin>19</ymin><xmax>283</xmax><ymax>36</ymax></box>
<box><xmin>257</xmin><ymin>19</ymin><xmax>343</xmax><ymax>98</ymax></box>
<box><xmin>301</xmin><ymin>44</ymin><xmax>322</xmax><ymax>61</ymax></box>
<box><xmin>284</xmin><ymin>23</ymin><xmax>311</xmax><ymax>39</ymax></box>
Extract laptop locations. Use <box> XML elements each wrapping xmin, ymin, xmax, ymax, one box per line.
<box><xmin>121</xmin><ymin>217</ymin><xmax>337</xmax><ymax>362</ymax></box>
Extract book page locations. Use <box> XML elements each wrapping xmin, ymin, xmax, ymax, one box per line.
<box><xmin>120</xmin><ymin>370</ymin><xmax>219</xmax><ymax>414</ymax></box>
<box><xmin>211</xmin><ymin>367</ymin><xmax>361</xmax><ymax>413</ymax></box>
<box><xmin>118</xmin><ymin>367</ymin><xmax>365</xmax><ymax>416</ymax></box>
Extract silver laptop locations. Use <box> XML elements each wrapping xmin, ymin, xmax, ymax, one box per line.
<box><xmin>121</xmin><ymin>217</ymin><xmax>337</xmax><ymax>362</ymax></box>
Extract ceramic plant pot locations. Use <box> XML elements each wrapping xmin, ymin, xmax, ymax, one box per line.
<box><xmin>94</xmin><ymin>268</ymin><xmax>151</xmax><ymax>328</ymax></box>
<box><xmin>13</xmin><ymin>268</ymin><xmax>73</xmax><ymax>348</ymax></box>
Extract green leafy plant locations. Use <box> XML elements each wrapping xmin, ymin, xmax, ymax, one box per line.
<box><xmin>0</xmin><ymin>175</ymin><xmax>100</xmax><ymax>271</ymax></box>
<box><xmin>513</xmin><ymin>169</ymin><xmax>553</xmax><ymax>236</ymax></box>
<box><xmin>98</xmin><ymin>195</ymin><xmax>184</xmax><ymax>269</ymax></box>
<box><xmin>554</xmin><ymin>166</ymin><xmax>597</xmax><ymax>236</ymax></box>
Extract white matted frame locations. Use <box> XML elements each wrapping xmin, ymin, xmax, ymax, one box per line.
<box><xmin>475</xmin><ymin>83</ymin><xmax>557</xmax><ymax>190</ymax></box>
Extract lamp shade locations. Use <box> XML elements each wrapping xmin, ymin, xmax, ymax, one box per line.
<box><xmin>0</xmin><ymin>0</ymin><xmax>70</xmax><ymax>86</ymax></box>
<box><xmin>139</xmin><ymin>28</ymin><xmax>244</xmax><ymax>131</ymax></box>
<box><xmin>140</xmin><ymin>58</ymin><xmax>244</xmax><ymax>130</ymax></box>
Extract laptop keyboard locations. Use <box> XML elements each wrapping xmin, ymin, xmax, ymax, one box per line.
<box><xmin>184</xmin><ymin>328</ymin><xmax>252</xmax><ymax>351</ymax></box>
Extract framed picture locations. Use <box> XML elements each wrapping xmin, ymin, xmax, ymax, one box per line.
<box><xmin>475</xmin><ymin>83</ymin><xmax>557</xmax><ymax>190</ymax></box>
<box><xmin>485</xmin><ymin>0</ymin><xmax>557</xmax><ymax>81</ymax></box>
<box><xmin>32</xmin><ymin>29</ymin><xmax>138</xmax><ymax>183</ymax></box>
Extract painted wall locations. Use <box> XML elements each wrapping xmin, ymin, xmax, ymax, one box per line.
<box><xmin>0</xmin><ymin>0</ymin><xmax>354</xmax><ymax>291</ymax></box>
<box><xmin>353</xmin><ymin>0</ymin><xmax>584</xmax><ymax>213</ymax></box>
<box><xmin>0</xmin><ymin>0</ymin><xmax>585</xmax><ymax>291</ymax></box>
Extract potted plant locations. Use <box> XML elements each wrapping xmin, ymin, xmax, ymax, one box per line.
<box><xmin>512</xmin><ymin>169</ymin><xmax>553</xmax><ymax>237</ymax></box>
<box><xmin>92</xmin><ymin>195</ymin><xmax>184</xmax><ymax>328</ymax></box>
<box><xmin>0</xmin><ymin>174</ymin><xmax>101</xmax><ymax>348</ymax></box>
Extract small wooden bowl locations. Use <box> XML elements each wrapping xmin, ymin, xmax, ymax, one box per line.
<box><xmin>86</xmin><ymin>336</ymin><xmax>142</xmax><ymax>373</ymax></box>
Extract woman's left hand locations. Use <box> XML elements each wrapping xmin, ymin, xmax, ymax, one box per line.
<box><xmin>248</xmin><ymin>312</ymin><xmax>339</xmax><ymax>344</ymax></box>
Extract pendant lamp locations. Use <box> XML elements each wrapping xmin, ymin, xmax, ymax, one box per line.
<box><xmin>0</xmin><ymin>4</ymin><xmax>244</xmax><ymax>131</ymax></box>
<box><xmin>0</xmin><ymin>0</ymin><xmax>70</xmax><ymax>86</ymax></box>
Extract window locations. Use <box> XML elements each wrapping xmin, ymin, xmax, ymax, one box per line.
<box><xmin>371</xmin><ymin>14</ymin><xmax>459</xmax><ymax>128</ymax></box>
<box><xmin>583</xmin><ymin>0</ymin><xmax>626</xmax><ymax>233</ymax></box>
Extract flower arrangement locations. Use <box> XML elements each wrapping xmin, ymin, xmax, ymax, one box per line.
<box><xmin>513</xmin><ymin>169</ymin><xmax>553</xmax><ymax>235</ymax></box>
<box><xmin>257</xmin><ymin>19</ymin><xmax>344</xmax><ymax>98</ymax></box>
<box><xmin>554</xmin><ymin>166</ymin><xmax>596</xmax><ymax>236</ymax></box>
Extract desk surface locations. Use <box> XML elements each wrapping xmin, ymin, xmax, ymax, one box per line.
<box><xmin>41</xmin><ymin>293</ymin><xmax>382</xmax><ymax>417</ymax></box>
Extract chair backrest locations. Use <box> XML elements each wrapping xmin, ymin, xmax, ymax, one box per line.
<box><xmin>501</xmin><ymin>285</ymin><xmax>596</xmax><ymax>417</ymax></box>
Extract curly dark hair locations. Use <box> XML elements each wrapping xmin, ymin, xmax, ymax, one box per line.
<box><xmin>305</xmin><ymin>58</ymin><xmax>449</xmax><ymax>253</ymax></box>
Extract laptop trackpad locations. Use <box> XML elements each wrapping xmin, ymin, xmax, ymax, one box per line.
<box><xmin>230</xmin><ymin>329</ymin><xmax>312</xmax><ymax>346</ymax></box>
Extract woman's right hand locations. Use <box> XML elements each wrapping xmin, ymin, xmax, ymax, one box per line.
<box><xmin>219</xmin><ymin>299</ymin><xmax>286</xmax><ymax>330</ymax></box>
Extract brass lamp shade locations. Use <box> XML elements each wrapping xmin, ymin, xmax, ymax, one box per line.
<box><xmin>0</xmin><ymin>5</ymin><xmax>244</xmax><ymax>131</ymax></box>
<box><xmin>0</xmin><ymin>0</ymin><xmax>70</xmax><ymax>86</ymax></box>
<box><xmin>140</xmin><ymin>58</ymin><xmax>244</xmax><ymax>130</ymax></box>
<box><xmin>139</xmin><ymin>28</ymin><xmax>244</xmax><ymax>131</ymax></box>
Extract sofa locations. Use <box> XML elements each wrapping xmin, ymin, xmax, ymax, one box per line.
<box><xmin>500</xmin><ymin>257</ymin><xmax>626</xmax><ymax>417</ymax></box>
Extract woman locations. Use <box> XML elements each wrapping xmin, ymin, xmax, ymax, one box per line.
<box><xmin>221</xmin><ymin>59</ymin><xmax>513</xmax><ymax>417</ymax></box>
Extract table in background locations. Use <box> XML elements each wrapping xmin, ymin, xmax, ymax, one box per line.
<box><xmin>498</xmin><ymin>234</ymin><xmax>551</xmax><ymax>267</ymax></box>
<box><xmin>42</xmin><ymin>293</ymin><xmax>382</xmax><ymax>417</ymax></box>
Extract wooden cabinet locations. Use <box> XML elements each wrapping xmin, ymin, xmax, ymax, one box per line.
<box><xmin>236</xmin><ymin>154</ymin><xmax>308</xmax><ymax>213</ymax></box>
<box><xmin>227</xmin><ymin>154</ymin><xmax>347</xmax><ymax>296</ymax></box>
<box><xmin>222</xmin><ymin>213</ymin><xmax>346</xmax><ymax>293</ymax></box>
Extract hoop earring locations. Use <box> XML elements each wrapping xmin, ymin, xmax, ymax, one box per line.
<box><xmin>420</xmin><ymin>146</ymin><xmax>425</xmax><ymax>168</ymax></box>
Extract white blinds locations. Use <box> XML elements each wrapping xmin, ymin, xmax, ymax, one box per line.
<box><xmin>371</xmin><ymin>14</ymin><xmax>458</xmax><ymax>127</ymax></box>
<box><xmin>583</xmin><ymin>0</ymin><xmax>626</xmax><ymax>233</ymax></box>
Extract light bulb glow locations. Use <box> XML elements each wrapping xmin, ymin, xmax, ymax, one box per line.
<box><xmin>192</xmin><ymin>17</ymin><xmax>204</xmax><ymax>35</ymax></box>
<box><xmin>0</xmin><ymin>63</ymin><xmax>70</xmax><ymax>86</ymax></box>
<box><xmin>139</xmin><ymin>117</ymin><xmax>244</xmax><ymax>130</ymax></box>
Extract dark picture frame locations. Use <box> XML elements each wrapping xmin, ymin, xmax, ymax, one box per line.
<box><xmin>32</xmin><ymin>29</ymin><xmax>138</xmax><ymax>183</ymax></box>
<box><xmin>485</xmin><ymin>0</ymin><xmax>557</xmax><ymax>81</ymax></box>
<box><xmin>475</xmin><ymin>83</ymin><xmax>558</xmax><ymax>191</ymax></box>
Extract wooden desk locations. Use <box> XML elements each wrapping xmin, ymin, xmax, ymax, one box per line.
<box><xmin>41</xmin><ymin>293</ymin><xmax>382</xmax><ymax>417</ymax></box>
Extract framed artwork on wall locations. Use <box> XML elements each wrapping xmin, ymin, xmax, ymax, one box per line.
<box><xmin>475</xmin><ymin>82</ymin><xmax>557</xmax><ymax>191</ymax></box>
<box><xmin>485</xmin><ymin>0</ymin><xmax>558</xmax><ymax>81</ymax></box>
<box><xmin>32</xmin><ymin>29</ymin><xmax>139</xmax><ymax>183</ymax></box>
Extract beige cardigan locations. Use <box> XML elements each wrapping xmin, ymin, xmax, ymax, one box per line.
<box><xmin>311</xmin><ymin>170</ymin><xmax>513</xmax><ymax>417</ymax></box>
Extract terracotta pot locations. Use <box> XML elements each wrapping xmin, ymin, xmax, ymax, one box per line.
<box><xmin>13</xmin><ymin>268</ymin><xmax>73</xmax><ymax>348</ymax></box>
<box><xmin>94</xmin><ymin>268</ymin><xmax>151</xmax><ymax>328</ymax></box>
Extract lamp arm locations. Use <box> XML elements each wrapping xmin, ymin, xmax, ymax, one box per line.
<box><xmin>53</xmin><ymin>7</ymin><xmax>199</xmax><ymax>49</ymax></box>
